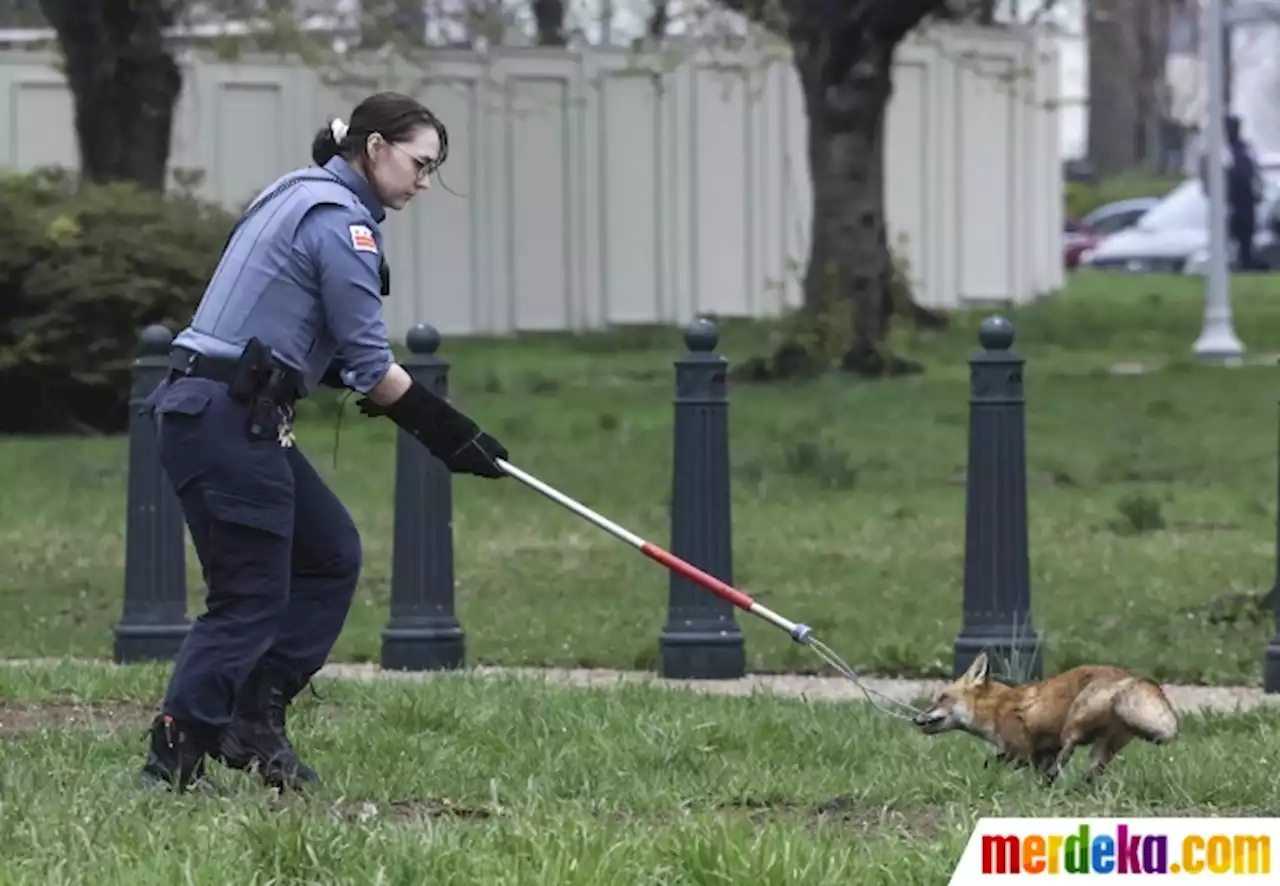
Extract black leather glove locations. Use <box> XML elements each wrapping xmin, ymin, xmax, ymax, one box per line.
<box><xmin>444</xmin><ymin>431</ymin><xmax>508</xmax><ymax>479</ymax></box>
<box><xmin>319</xmin><ymin>361</ymin><xmax>347</xmax><ymax>389</ymax></box>
<box><xmin>357</xmin><ymin>379</ymin><xmax>508</xmax><ymax>479</ymax></box>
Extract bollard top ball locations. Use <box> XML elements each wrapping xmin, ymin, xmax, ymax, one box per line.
<box><xmin>684</xmin><ymin>317</ymin><xmax>718</xmax><ymax>352</ymax></box>
<box><xmin>406</xmin><ymin>323</ymin><xmax>441</xmax><ymax>355</ymax></box>
<box><xmin>137</xmin><ymin>323</ymin><xmax>173</xmax><ymax>356</ymax></box>
<box><xmin>978</xmin><ymin>315</ymin><xmax>1015</xmax><ymax>351</ymax></box>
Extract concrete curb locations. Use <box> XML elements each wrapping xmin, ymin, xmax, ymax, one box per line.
<box><xmin>315</xmin><ymin>663</ymin><xmax>1280</xmax><ymax>715</ymax></box>
<box><xmin>4</xmin><ymin>657</ymin><xmax>1277</xmax><ymax>716</ymax></box>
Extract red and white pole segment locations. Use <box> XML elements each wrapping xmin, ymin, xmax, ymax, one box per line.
<box><xmin>496</xmin><ymin>459</ymin><xmax>813</xmax><ymax>645</ymax></box>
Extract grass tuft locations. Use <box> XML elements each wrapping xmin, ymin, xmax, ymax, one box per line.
<box><xmin>1</xmin><ymin>661</ymin><xmax>1278</xmax><ymax>883</ymax></box>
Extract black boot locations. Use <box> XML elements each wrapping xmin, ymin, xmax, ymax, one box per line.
<box><xmin>139</xmin><ymin>713</ymin><xmax>215</xmax><ymax>793</ymax></box>
<box><xmin>216</xmin><ymin>664</ymin><xmax>320</xmax><ymax>791</ymax></box>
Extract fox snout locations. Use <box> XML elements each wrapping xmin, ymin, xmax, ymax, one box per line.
<box><xmin>915</xmin><ymin>655</ymin><xmax>988</xmax><ymax>736</ymax></box>
<box><xmin>913</xmin><ymin>706</ymin><xmax>956</xmax><ymax>734</ymax></box>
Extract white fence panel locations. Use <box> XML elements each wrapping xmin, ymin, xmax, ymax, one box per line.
<box><xmin>0</xmin><ymin>25</ymin><xmax>1062</xmax><ymax>339</ymax></box>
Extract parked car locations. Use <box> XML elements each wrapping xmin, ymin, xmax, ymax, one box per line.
<box><xmin>1082</xmin><ymin>153</ymin><xmax>1280</xmax><ymax>274</ymax></box>
<box><xmin>1064</xmin><ymin>197</ymin><xmax>1161</xmax><ymax>268</ymax></box>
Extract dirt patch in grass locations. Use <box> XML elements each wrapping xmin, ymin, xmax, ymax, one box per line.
<box><xmin>0</xmin><ymin>700</ymin><xmax>155</xmax><ymax>739</ymax></box>
<box><xmin>717</xmin><ymin>795</ymin><xmax>948</xmax><ymax>838</ymax></box>
<box><xmin>1146</xmin><ymin>805</ymin><xmax>1279</xmax><ymax>818</ymax></box>
<box><xmin>322</xmin><ymin>794</ymin><xmax>951</xmax><ymax>836</ymax></box>
<box><xmin>328</xmin><ymin>797</ymin><xmax>500</xmax><ymax>824</ymax></box>
<box><xmin>717</xmin><ymin>797</ymin><xmax>1274</xmax><ymax>835</ymax></box>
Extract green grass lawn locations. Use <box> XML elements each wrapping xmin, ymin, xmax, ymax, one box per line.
<box><xmin>0</xmin><ymin>660</ymin><xmax>1277</xmax><ymax>884</ymax></box>
<box><xmin>3</xmin><ymin>271</ymin><xmax>1280</xmax><ymax>684</ymax></box>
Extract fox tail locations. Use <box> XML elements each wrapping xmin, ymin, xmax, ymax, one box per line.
<box><xmin>1113</xmin><ymin>678</ymin><xmax>1178</xmax><ymax>745</ymax></box>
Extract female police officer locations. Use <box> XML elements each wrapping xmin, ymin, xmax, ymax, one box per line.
<box><xmin>139</xmin><ymin>91</ymin><xmax>508</xmax><ymax>793</ymax></box>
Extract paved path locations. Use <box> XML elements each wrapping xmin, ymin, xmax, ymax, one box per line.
<box><xmin>315</xmin><ymin>663</ymin><xmax>1280</xmax><ymax>715</ymax></box>
<box><xmin>312</xmin><ymin>660</ymin><xmax>1280</xmax><ymax>716</ymax></box>
<box><xmin>4</xmin><ymin>658</ymin><xmax>1278</xmax><ymax>715</ymax></box>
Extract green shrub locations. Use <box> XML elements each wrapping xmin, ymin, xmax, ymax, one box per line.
<box><xmin>0</xmin><ymin>166</ymin><xmax>236</xmax><ymax>434</ymax></box>
<box><xmin>1065</xmin><ymin>171</ymin><xmax>1184</xmax><ymax>220</ymax></box>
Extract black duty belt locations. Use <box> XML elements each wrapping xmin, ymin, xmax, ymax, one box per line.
<box><xmin>166</xmin><ymin>345</ymin><xmax>303</xmax><ymax>408</ymax></box>
<box><xmin>166</xmin><ymin>346</ymin><xmax>243</xmax><ymax>386</ymax></box>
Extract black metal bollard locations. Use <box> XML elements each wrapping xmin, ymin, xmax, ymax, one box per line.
<box><xmin>1264</xmin><ymin>402</ymin><xmax>1280</xmax><ymax>693</ymax></box>
<box><xmin>658</xmin><ymin>318</ymin><xmax>746</xmax><ymax>680</ymax></box>
<box><xmin>952</xmin><ymin>315</ymin><xmax>1043</xmax><ymax>683</ymax></box>
<box><xmin>114</xmin><ymin>324</ymin><xmax>190</xmax><ymax>663</ymax></box>
<box><xmin>381</xmin><ymin>322</ymin><xmax>465</xmax><ymax>671</ymax></box>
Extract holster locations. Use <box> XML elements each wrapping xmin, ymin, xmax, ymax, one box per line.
<box><xmin>226</xmin><ymin>338</ymin><xmax>275</xmax><ymax>402</ymax></box>
<box><xmin>226</xmin><ymin>338</ymin><xmax>302</xmax><ymax>442</ymax></box>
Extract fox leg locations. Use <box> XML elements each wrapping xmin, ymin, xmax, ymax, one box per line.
<box><xmin>1045</xmin><ymin>688</ymin><xmax>1116</xmax><ymax>785</ymax></box>
<box><xmin>986</xmin><ymin>751</ymin><xmax>1030</xmax><ymax>770</ymax></box>
<box><xmin>1031</xmin><ymin>749</ymin><xmax>1058</xmax><ymax>774</ymax></box>
<box><xmin>1043</xmin><ymin>735</ymin><xmax>1081</xmax><ymax>784</ymax></box>
<box><xmin>1083</xmin><ymin>730</ymin><xmax>1133</xmax><ymax>783</ymax></box>
<box><xmin>986</xmin><ymin>750</ymin><xmax>1054</xmax><ymax>773</ymax></box>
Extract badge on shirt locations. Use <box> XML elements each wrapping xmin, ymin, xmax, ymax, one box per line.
<box><xmin>349</xmin><ymin>224</ymin><xmax>378</xmax><ymax>254</ymax></box>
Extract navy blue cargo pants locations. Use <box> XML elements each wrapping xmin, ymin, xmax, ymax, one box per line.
<box><xmin>148</xmin><ymin>375</ymin><xmax>361</xmax><ymax>731</ymax></box>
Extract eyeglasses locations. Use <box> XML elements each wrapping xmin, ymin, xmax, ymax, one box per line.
<box><xmin>389</xmin><ymin>140</ymin><xmax>440</xmax><ymax>181</ymax></box>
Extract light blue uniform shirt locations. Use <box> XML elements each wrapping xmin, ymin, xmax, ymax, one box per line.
<box><xmin>172</xmin><ymin>156</ymin><xmax>395</xmax><ymax>396</ymax></box>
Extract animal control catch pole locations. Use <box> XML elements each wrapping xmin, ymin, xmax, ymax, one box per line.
<box><xmin>496</xmin><ymin>459</ymin><xmax>811</xmax><ymax>642</ymax></box>
<box><xmin>494</xmin><ymin>458</ymin><xmax>925</xmax><ymax>722</ymax></box>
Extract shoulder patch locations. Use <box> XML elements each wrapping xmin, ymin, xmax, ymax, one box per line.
<box><xmin>348</xmin><ymin>224</ymin><xmax>378</xmax><ymax>254</ymax></box>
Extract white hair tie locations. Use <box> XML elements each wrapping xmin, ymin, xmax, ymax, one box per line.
<box><xmin>330</xmin><ymin>118</ymin><xmax>349</xmax><ymax>142</ymax></box>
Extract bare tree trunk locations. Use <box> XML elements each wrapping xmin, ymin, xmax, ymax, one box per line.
<box><xmin>724</xmin><ymin>0</ymin><xmax>947</xmax><ymax>384</ymax></box>
<box><xmin>38</xmin><ymin>0</ymin><xmax>183</xmax><ymax>192</ymax></box>
<box><xmin>1135</xmin><ymin>0</ymin><xmax>1171</xmax><ymax>172</ymax></box>
<box><xmin>647</xmin><ymin>0</ymin><xmax>668</xmax><ymax>38</ymax></box>
<box><xmin>1087</xmin><ymin>0</ymin><xmax>1150</xmax><ymax>175</ymax></box>
<box><xmin>531</xmin><ymin>0</ymin><xmax>565</xmax><ymax>44</ymax></box>
<box><xmin>735</xmin><ymin>16</ymin><xmax>945</xmax><ymax>383</ymax></box>
<box><xmin>797</xmin><ymin>41</ymin><xmax>903</xmax><ymax>375</ymax></box>
<box><xmin>971</xmin><ymin>0</ymin><xmax>998</xmax><ymax>24</ymax></box>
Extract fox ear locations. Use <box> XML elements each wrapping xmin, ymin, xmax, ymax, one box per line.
<box><xmin>964</xmin><ymin>651</ymin><xmax>990</xmax><ymax>684</ymax></box>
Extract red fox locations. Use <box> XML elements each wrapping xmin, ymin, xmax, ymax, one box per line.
<box><xmin>912</xmin><ymin>651</ymin><xmax>1179</xmax><ymax>784</ymax></box>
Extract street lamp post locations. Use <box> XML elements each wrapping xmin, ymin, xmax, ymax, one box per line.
<box><xmin>1192</xmin><ymin>0</ymin><xmax>1246</xmax><ymax>364</ymax></box>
